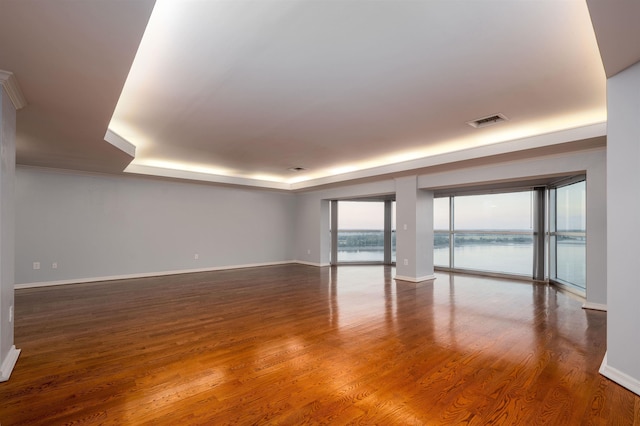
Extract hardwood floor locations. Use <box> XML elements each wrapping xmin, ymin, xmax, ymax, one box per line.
<box><xmin>1</xmin><ymin>264</ymin><xmax>639</xmax><ymax>425</ymax></box>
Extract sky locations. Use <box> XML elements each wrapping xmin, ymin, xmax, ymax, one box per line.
<box><xmin>337</xmin><ymin>182</ymin><xmax>585</xmax><ymax>231</ymax></box>
<box><xmin>337</xmin><ymin>201</ymin><xmax>387</xmax><ymax>230</ymax></box>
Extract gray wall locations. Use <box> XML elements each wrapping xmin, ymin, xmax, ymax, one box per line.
<box><xmin>603</xmin><ymin>59</ymin><xmax>640</xmax><ymax>394</ymax></box>
<box><xmin>293</xmin><ymin>195</ymin><xmax>329</xmax><ymax>266</ymax></box>
<box><xmin>0</xmin><ymin>84</ymin><xmax>17</xmax><ymax>380</ymax></box>
<box><xmin>15</xmin><ymin>167</ymin><xmax>296</xmax><ymax>285</ymax></box>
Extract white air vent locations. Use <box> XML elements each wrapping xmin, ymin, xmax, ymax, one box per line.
<box><xmin>467</xmin><ymin>113</ymin><xmax>509</xmax><ymax>128</ymax></box>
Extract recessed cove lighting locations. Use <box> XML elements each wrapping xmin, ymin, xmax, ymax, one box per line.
<box><xmin>467</xmin><ymin>113</ymin><xmax>509</xmax><ymax>129</ymax></box>
<box><xmin>288</xmin><ymin>167</ymin><xmax>307</xmax><ymax>172</ymax></box>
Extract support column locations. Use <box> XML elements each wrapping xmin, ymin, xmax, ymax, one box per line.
<box><xmin>601</xmin><ymin>59</ymin><xmax>640</xmax><ymax>395</ymax></box>
<box><xmin>319</xmin><ymin>199</ymin><xmax>331</xmax><ymax>266</ymax></box>
<box><xmin>532</xmin><ymin>187</ymin><xmax>546</xmax><ymax>281</ymax></box>
<box><xmin>330</xmin><ymin>200</ymin><xmax>338</xmax><ymax>265</ymax></box>
<box><xmin>394</xmin><ymin>176</ymin><xmax>435</xmax><ymax>282</ymax></box>
<box><xmin>0</xmin><ymin>71</ymin><xmax>25</xmax><ymax>381</ymax></box>
<box><xmin>584</xmin><ymin>155</ymin><xmax>607</xmax><ymax>309</ymax></box>
<box><xmin>383</xmin><ymin>200</ymin><xmax>392</xmax><ymax>265</ymax></box>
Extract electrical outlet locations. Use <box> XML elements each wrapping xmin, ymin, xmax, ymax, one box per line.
<box><xmin>33</xmin><ymin>262</ymin><xmax>40</xmax><ymax>270</ymax></box>
<box><xmin>403</xmin><ymin>259</ymin><xmax>409</xmax><ymax>266</ymax></box>
<box><xmin>194</xmin><ymin>253</ymin><xmax>199</xmax><ymax>260</ymax></box>
<box><xmin>307</xmin><ymin>249</ymin><xmax>311</xmax><ymax>255</ymax></box>
<box><xmin>52</xmin><ymin>262</ymin><xmax>58</xmax><ymax>269</ymax></box>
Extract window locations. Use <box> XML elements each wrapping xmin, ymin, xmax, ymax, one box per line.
<box><xmin>434</xmin><ymin>179</ymin><xmax>587</xmax><ymax>290</ymax></box>
<box><xmin>435</xmin><ymin>191</ymin><xmax>535</xmax><ymax>277</ymax></box>
<box><xmin>453</xmin><ymin>192</ymin><xmax>534</xmax><ymax>276</ymax></box>
<box><xmin>331</xmin><ymin>200</ymin><xmax>395</xmax><ymax>264</ymax></box>
<box><xmin>337</xmin><ymin>201</ymin><xmax>384</xmax><ymax>262</ymax></box>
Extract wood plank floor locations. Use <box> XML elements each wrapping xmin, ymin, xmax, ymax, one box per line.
<box><xmin>1</xmin><ymin>264</ymin><xmax>639</xmax><ymax>425</ymax></box>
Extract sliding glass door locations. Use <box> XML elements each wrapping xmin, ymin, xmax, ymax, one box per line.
<box><xmin>550</xmin><ymin>180</ymin><xmax>586</xmax><ymax>289</ymax></box>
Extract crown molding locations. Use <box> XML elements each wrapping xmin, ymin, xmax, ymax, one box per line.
<box><xmin>0</xmin><ymin>70</ymin><xmax>27</xmax><ymax>110</ymax></box>
<box><xmin>104</xmin><ymin>129</ymin><xmax>136</xmax><ymax>158</ymax></box>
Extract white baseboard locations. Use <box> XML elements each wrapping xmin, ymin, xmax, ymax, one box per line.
<box><xmin>582</xmin><ymin>302</ymin><xmax>607</xmax><ymax>311</ymax></box>
<box><xmin>14</xmin><ymin>261</ymin><xmax>297</xmax><ymax>289</ymax></box>
<box><xmin>0</xmin><ymin>346</ymin><xmax>21</xmax><ymax>382</ymax></box>
<box><xmin>599</xmin><ymin>352</ymin><xmax>640</xmax><ymax>396</ymax></box>
<box><xmin>394</xmin><ymin>274</ymin><xmax>436</xmax><ymax>283</ymax></box>
<box><xmin>294</xmin><ymin>260</ymin><xmax>331</xmax><ymax>267</ymax></box>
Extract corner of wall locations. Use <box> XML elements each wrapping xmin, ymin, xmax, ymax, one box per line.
<box><xmin>0</xmin><ymin>345</ymin><xmax>21</xmax><ymax>382</ymax></box>
<box><xmin>599</xmin><ymin>352</ymin><xmax>640</xmax><ymax>396</ymax></box>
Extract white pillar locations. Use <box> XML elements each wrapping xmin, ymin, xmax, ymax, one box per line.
<box><xmin>601</xmin><ymin>60</ymin><xmax>640</xmax><ymax>395</ymax></box>
<box><xmin>584</xmin><ymin>155</ymin><xmax>607</xmax><ymax>309</ymax></box>
<box><xmin>319</xmin><ymin>199</ymin><xmax>331</xmax><ymax>266</ymax></box>
<box><xmin>394</xmin><ymin>175</ymin><xmax>435</xmax><ymax>282</ymax></box>
<box><xmin>0</xmin><ymin>71</ymin><xmax>24</xmax><ymax>381</ymax></box>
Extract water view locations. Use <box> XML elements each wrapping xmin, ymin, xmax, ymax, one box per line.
<box><xmin>337</xmin><ymin>230</ymin><xmax>393</xmax><ymax>262</ymax></box>
<box><xmin>337</xmin><ymin>230</ymin><xmax>586</xmax><ymax>288</ymax></box>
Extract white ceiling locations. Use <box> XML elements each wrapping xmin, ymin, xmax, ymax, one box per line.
<box><xmin>0</xmin><ymin>0</ymin><xmax>628</xmax><ymax>191</ymax></box>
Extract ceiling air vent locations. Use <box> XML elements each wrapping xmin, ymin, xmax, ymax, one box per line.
<box><xmin>467</xmin><ymin>113</ymin><xmax>509</xmax><ymax>129</ymax></box>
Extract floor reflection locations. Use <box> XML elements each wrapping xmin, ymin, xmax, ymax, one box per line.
<box><xmin>5</xmin><ymin>263</ymin><xmax>615</xmax><ymax>425</ymax></box>
<box><xmin>323</xmin><ymin>266</ymin><xmax>594</xmax><ymax>365</ymax></box>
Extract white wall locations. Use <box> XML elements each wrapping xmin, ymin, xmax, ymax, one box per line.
<box><xmin>0</xmin><ymin>84</ymin><xmax>19</xmax><ymax>381</ymax></box>
<box><xmin>601</xmin><ymin>60</ymin><xmax>640</xmax><ymax>395</ymax></box>
<box><xmin>15</xmin><ymin>167</ymin><xmax>296</xmax><ymax>286</ymax></box>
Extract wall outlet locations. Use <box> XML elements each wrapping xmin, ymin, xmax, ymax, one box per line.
<box><xmin>403</xmin><ymin>259</ymin><xmax>409</xmax><ymax>266</ymax></box>
<box><xmin>194</xmin><ymin>253</ymin><xmax>199</xmax><ymax>260</ymax></box>
<box><xmin>307</xmin><ymin>249</ymin><xmax>311</xmax><ymax>255</ymax></box>
<box><xmin>9</xmin><ymin>305</ymin><xmax>13</xmax><ymax>323</ymax></box>
<box><xmin>52</xmin><ymin>262</ymin><xmax>58</xmax><ymax>269</ymax></box>
<box><xmin>33</xmin><ymin>261</ymin><xmax>40</xmax><ymax>270</ymax></box>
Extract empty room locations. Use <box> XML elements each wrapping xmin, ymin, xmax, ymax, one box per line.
<box><xmin>1</xmin><ymin>1</ymin><xmax>640</xmax><ymax>424</ymax></box>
